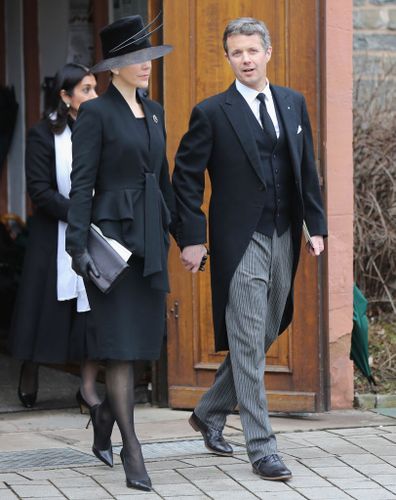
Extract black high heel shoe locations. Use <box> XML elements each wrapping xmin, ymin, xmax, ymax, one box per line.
<box><xmin>18</xmin><ymin>362</ymin><xmax>38</xmax><ymax>408</ymax></box>
<box><xmin>76</xmin><ymin>389</ymin><xmax>92</xmax><ymax>415</ymax></box>
<box><xmin>90</xmin><ymin>404</ymin><xmax>113</xmax><ymax>467</ymax></box>
<box><xmin>120</xmin><ymin>448</ymin><xmax>152</xmax><ymax>492</ymax></box>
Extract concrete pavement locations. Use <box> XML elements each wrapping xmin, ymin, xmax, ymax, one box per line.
<box><xmin>0</xmin><ymin>406</ymin><xmax>395</xmax><ymax>499</ymax></box>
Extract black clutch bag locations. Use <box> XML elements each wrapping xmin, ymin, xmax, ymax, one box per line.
<box><xmin>87</xmin><ymin>224</ymin><xmax>131</xmax><ymax>294</ymax></box>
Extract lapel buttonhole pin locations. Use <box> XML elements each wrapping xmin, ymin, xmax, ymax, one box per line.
<box><xmin>153</xmin><ymin>114</ymin><xmax>158</xmax><ymax>123</ymax></box>
<box><xmin>287</xmin><ymin>106</ymin><xmax>291</xmax><ymax>110</ymax></box>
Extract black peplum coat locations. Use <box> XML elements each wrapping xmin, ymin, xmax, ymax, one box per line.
<box><xmin>66</xmin><ymin>83</ymin><xmax>175</xmax><ymax>292</ymax></box>
<box><xmin>173</xmin><ymin>82</ymin><xmax>328</xmax><ymax>352</ymax></box>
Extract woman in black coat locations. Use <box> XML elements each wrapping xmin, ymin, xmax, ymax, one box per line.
<box><xmin>66</xmin><ymin>16</ymin><xmax>174</xmax><ymax>492</ymax></box>
<box><xmin>9</xmin><ymin>64</ymin><xmax>100</xmax><ymax>410</ymax></box>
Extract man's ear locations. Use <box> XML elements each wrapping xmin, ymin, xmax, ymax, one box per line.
<box><xmin>266</xmin><ymin>46</ymin><xmax>273</xmax><ymax>62</ymax></box>
<box><xmin>224</xmin><ymin>52</ymin><xmax>230</xmax><ymax>65</ymax></box>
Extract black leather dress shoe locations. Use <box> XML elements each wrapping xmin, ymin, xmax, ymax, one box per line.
<box><xmin>252</xmin><ymin>454</ymin><xmax>292</xmax><ymax>481</ymax></box>
<box><xmin>189</xmin><ymin>412</ymin><xmax>233</xmax><ymax>456</ymax></box>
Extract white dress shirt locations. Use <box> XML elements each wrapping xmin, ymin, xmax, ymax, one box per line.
<box><xmin>235</xmin><ymin>79</ymin><xmax>280</xmax><ymax>138</ymax></box>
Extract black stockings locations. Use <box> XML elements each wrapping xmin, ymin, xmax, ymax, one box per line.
<box><xmin>80</xmin><ymin>360</ymin><xmax>101</xmax><ymax>407</ymax></box>
<box><xmin>102</xmin><ymin>360</ymin><xmax>148</xmax><ymax>480</ymax></box>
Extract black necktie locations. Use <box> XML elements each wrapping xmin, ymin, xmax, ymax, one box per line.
<box><xmin>257</xmin><ymin>93</ymin><xmax>277</xmax><ymax>143</ymax></box>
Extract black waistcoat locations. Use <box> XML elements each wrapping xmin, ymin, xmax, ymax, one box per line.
<box><xmin>245</xmin><ymin>101</ymin><xmax>294</xmax><ymax>237</ymax></box>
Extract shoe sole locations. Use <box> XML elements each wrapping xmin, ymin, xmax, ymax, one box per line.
<box><xmin>189</xmin><ymin>416</ymin><xmax>234</xmax><ymax>456</ymax></box>
<box><xmin>252</xmin><ymin>468</ymin><xmax>292</xmax><ymax>481</ymax></box>
<box><xmin>204</xmin><ymin>443</ymin><xmax>234</xmax><ymax>456</ymax></box>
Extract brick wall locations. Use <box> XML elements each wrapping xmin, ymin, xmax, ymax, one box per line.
<box><xmin>354</xmin><ymin>0</ymin><xmax>396</xmax><ymax>85</ymax></box>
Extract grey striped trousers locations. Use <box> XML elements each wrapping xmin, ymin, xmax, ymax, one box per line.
<box><xmin>195</xmin><ymin>229</ymin><xmax>293</xmax><ymax>463</ymax></box>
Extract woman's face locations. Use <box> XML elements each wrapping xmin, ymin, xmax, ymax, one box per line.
<box><xmin>114</xmin><ymin>60</ymin><xmax>152</xmax><ymax>89</ymax></box>
<box><xmin>62</xmin><ymin>74</ymin><xmax>97</xmax><ymax>118</ymax></box>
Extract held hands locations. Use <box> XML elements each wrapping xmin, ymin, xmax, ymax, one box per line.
<box><xmin>71</xmin><ymin>249</ymin><xmax>100</xmax><ymax>280</ymax></box>
<box><xmin>306</xmin><ymin>235</ymin><xmax>325</xmax><ymax>257</ymax></box>
<box><xmin>180</xmin><ymin>244</ymin><xmax>208</xmax><ymax>273</ymax></box>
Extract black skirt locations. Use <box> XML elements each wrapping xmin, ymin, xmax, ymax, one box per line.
<box><xmin>9</xmin><ymin>219</ymin><xmax>92</xmax><ymax>364</ymax></box>
<box><xmin>84</xmin><ymin>256</ymin><xmax>166</xmax><ymax>361</ymax></box>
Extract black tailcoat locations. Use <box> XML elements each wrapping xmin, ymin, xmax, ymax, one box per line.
<box><xmin>173</xmin><ymin>82</ymin><xmax>327</xmax><ymax>351</ymax></box>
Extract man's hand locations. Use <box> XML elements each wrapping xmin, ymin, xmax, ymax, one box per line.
<box><xmin>180</xmin><ymin>244</ymin><xmax>208</xmax><ymax>273</ymax></box>
<box><xmin>306</xmin><ymin>235</ymin><xmax>324</xmax><ymax>257</ymax></box>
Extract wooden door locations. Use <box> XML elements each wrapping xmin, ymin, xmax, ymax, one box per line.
<box><xmin>164</xmin><ymin>0</ymin><xmax>326</xmax><ymax>412</ymax></box>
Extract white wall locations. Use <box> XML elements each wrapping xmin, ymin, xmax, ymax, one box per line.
<box><xmin>5</xmin><ymin>0</ymin><xmax>25</xmax><ymax>218</ymax></box>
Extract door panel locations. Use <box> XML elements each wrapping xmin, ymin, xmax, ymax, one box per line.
<box><xmin>164</xmin><ymin>0</ymin><xmax>324</xmax><ymax>412</ymax></box>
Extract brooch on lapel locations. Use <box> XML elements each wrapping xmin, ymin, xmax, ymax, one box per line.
<box><xmin>152</xmin><ymin>114</ymin><xmax>158</xmax><ymax>124</ymax></box>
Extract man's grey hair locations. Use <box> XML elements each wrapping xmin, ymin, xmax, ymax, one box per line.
<box><xmin>223</xmin><ymin>17</ymin><xmax>271</xmax><ymax>53</ymax></box>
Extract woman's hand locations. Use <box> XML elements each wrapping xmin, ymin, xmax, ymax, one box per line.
<box><xmin>71</xmin><ymin>249</ymin><xmax>100</xmax><ymax>280</ymax></box>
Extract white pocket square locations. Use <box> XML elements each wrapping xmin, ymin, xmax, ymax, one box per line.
<box><xmin>297</xmin><ymin>125</ymin><xmax>302</xmax><ymax>134</ymax></box>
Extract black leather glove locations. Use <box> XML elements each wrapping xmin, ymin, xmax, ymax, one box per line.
<box><xmin>71</xmin><ymin>249</ymin><xmax>100</xmax><ymax>281</ymax></box>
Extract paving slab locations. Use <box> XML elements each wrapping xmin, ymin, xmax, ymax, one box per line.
<box><xmin>255</xmin><ymin>493</ymin><xmax>306</xmax><ymax>500</ymax></box>
<box><xmin>0</xmin><ymin>492</ymin><xmax>22</xmax><ymax>500</ymax></box>
<box><xmin>203</xmin><ymin>492</ymin><xmax>257</xmax><ymax>500</ymax></box>
<box><xmin>330</xmin><ymin>477</ymin><xmax>386</xmax><ymax>489</ymax></box>
<box><xmin>314</xmin><ymin>466</ymin><xmax>366</xmax><ymax>479</ymax></box>
<box><xmin>114</xmin><ymin>494</ymin><xmax>162</xmax><ymax>499</ymax></box>
<box><xmin>152</xmin><ymin>482</ymin><xmax>204</xmax><ymax>496</ymax></box>
<box><xmin>370</xmin><ymin>475</ymin><xmax>396</xmax><ymax>485</ymax></box>
<box><xmin>58</xmin><ymin>486</ymin><xmax>113</xmax><ymax>499</ymax></box>
<box><xmin>177</xmin><ymin>465</ymin><xmax>228</xmax><ymax>480</ymax></box>
<box><xmin>8</xmin><ymin>482</ymin><xmax>64</xmax><ymax>498</ymax></box>
<box><xmin>345</xmin><ymin>488</ymin><xmax>396</xmax><ymax>500</ymax></box>
<box><xmin>294</xmin><ymin>486</ymin><xmax>353</xmax><ymax>499</ymax></box>
<box><xmin>147</xmin><ymin>470</ymin><xmax>190</xmax><ymax>485</ymax></box>
<box><xmin>238</xmin><ymin>479</ymin><xmax>294</xmax><ymax>493</ymax></box>
<box><xmin>337</xmin><ymin>452</ymin><xmax>386</xmax><ymax>465</ymax></box>
<box><xmin>300</xmin><ymin>456</ymin><xmax>346</xmax><ymax>467</ymax></box>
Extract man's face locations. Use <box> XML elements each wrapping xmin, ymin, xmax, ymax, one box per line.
<box><xmin>225</xmin><ymin>33</ymin><xmax>272</xmax><ymax>91</ymax></box>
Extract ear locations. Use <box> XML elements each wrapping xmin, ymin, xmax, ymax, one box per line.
<box><xmin>224</xmin><ymin>52</ymin><xmax>230</xmax><ymax>65</ymax></box>
<box><xmin>59</xmin><ymin>89</ymin><xmax>71</xmax><ymax>107</ymax></box>
<box><xmin>266</xmin><ymin>46</ymin><xmax>273</xmax><ymax>62</ymax></box>
<box><xmin>111</xmin><ymin>68</ymin><xmax>120</xmax><ymax>76</ymax></box>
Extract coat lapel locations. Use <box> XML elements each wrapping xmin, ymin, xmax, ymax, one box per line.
<box><xmin>220</xmin><ymin>83</ymin><xmax>266</xmax><ymax>186</ymax></box>
<box><xmin>270</xmin><ymin>85</ymin><xmax>301</xmax><ymax>182</ymax></box>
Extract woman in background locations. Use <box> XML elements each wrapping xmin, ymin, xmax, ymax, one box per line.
<box><xmin>10</xmin><ymin>63</ymin><xmax>100</xmax><ymax>412</ymax></box>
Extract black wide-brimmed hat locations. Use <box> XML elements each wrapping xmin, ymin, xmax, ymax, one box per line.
<box><xmin>91</xmin><ymin>13</ymin><xmax>173</xmax><ymax>73</ymax></box>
